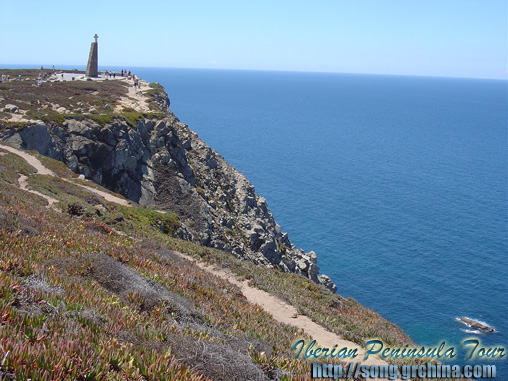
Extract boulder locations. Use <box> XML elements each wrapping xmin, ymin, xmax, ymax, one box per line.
<box><xmin>4</xmin><ymin>104</ymin><xmax>19</xmax><ymax>113</ymax></box>
<box><xmin>459</xmin><ymin>317</ymin><xmax>494</xmax><ymax>332</ymax></box>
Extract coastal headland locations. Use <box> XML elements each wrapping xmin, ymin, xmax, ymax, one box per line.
<box><xmin>0</xmin><ymin>68</ymin><xmax>471</xmax><ymax>380</ymax></box>
<box><xmin>0</xmin><ymin>68</ymin><xmax>336</xmax><ymax>292</ymax></box>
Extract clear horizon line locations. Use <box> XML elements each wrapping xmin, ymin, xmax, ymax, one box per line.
<box><xmin>0</xmin><ymin>63</ymin><xmax>506</xmax><ymax>81</ymax></box>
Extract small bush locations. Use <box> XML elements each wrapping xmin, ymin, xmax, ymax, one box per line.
<box><xmin>122</xmin><ymin>206</ymin><xmax>180</xmax><ymax>236</ymax></box>
<box><xmin>67</xmin><ymin>202</ymin><xmax>85</xmax><ymax>216</ymax></box>
<box><xmin>225</xmin><ymin>228</ymin><xmax>237</xmax><ymax>238</ymax></box>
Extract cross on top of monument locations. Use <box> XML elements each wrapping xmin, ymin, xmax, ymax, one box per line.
<box><xmin>94</xmin><ymin>34</ymin><xmax>98</xmax><ymax>43</ymax></box>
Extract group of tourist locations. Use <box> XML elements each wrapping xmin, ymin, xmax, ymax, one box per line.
<box><xmin>100</xmin><ymin>69</ymin><xmax>142</xmax><ymax>88</ymax></box>
<box><xmin>103</xmin><ymin>70</ymin><xmax>116</xmax><ymax>79</ymax></box>
<box><xmin>133</xmin><ymin>76</ymin><xmax>142</xmax><ymax>89</ymax></box>
<box><xmin>0</xmin><ymin>68</ymin><xmax>142</xmax><ymax>88</ymax></box>
<box><xmin>102</xmin><ymin>69</ymin><xmax>133</xmax><ymax>79</ymax></box>
<box><xmin>0</xmin><ymin>74</ymin><xmax>24</xmax><ymax>83</ymax></box>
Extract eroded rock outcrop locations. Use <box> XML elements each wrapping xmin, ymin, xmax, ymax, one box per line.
<box><xmin>0</xmin><ymin>89</ymin><xmax>337</xmax><ymax>293</ymax></box>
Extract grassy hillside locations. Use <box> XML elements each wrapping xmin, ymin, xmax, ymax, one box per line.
<box><xmin>0</xmin><ymin>69</ymin><xmax>165</xmax><ymax>127</ymax></box>
<box><xmin>1</xmin><ymin>145</ymin><xmax>309</xmax><ymax>380</ymax></box>
<box><xmin>0</xmin><ymin>142</ymin><xmax>422</xmax><ymax>380</ymax></box>
<box><xmin>0</xmin><ymin>67</ymin><xmax>477</xmax><ymax>380</ymax></box>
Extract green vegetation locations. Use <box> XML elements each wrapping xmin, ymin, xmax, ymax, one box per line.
<box><xmin>120</xmin><ymin>111</ymin><xmax>165</xmax><ymax>128</ymax></box>
<box><xmin>0</xmin><ymin>151</ymin><xmax>320</xmax><ymax>380</ymax></box>
<box><xmin>146</xmin><ymin>82</ymin><xmax>166</xmax><ymax>100</ymax></box>
<box><xmin>0</xmin><ymin>144</ymin><xmax>468</xmax><ymax>381</ymax></box>
<box><xmin>196</xmin><ymin>186</ymin><xmax>205</xmax><ymax>196</ymax></box>
<box><xmin>21</xmin><ymin>110</ymin><xmax>166</xmax><ymax>128</ymax></box>
<box><xmin>0</xmin><ymin>149</ymin><xmax>37</xmax><ymax>184</ymax></box>
<box><xmin>145</xmin><ymin>82</ymin><xmax>169</xmax><ymax>111</ymax></box>
<box><xmin>225</xmin><ymin>228</ymin><xmax>237</xmax><ymax>238</ymax></box>
<box><xmin>120</xmin><ymin>205</ymin><xmax>180</xmax><ymax>236</ymax></box>
<box><xmin>24</xmin><ymin>110</ymin><xmax>77</xmax><ymax>126</ymax></box>
<box><xmin>0</xmin><ymin>70</ymin><xmax>169</xmax><ymax>130</ymax></box>
<box><xmin>0</xmin><ymin>75</ymin><xmax>468</xmax><ymax>379</ymax></box>
<box><xmin>0</xmin><ymin>73</ymin><xmax>127</xmax><ymax>115</ymax></box>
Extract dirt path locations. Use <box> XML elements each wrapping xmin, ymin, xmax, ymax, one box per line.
<box><xmin>1</xmin><ymin>144</ymin><xmax>54</xmax><ymax>176</ymax></box>
<box><xmin>70</xmin><ymin>180</ymin><xmax>131</xmax><ymax>207</ymax></box>
<box><xmin>0</xmin><ymin>144</ymin><xmax>130</xmax><ymax>207</ymax></box>
<box><xmin>17</xmin><ymin>174</ymin><xmax>58</xmax><ymax>207</ymax></box>
<box><xmin>1</xmin><ymin>143</ymin><xmax>398</xmax><ymax>378</ymax></box>
<box><xmin>180</xmin><ymin>256</ymin><xmax>392</xmax><ymax>371</ymax></box>
<box><xmin>115</xmin><ymin>80</ymin><xmax>150</xmax><ymax>113</ymax></box>
<box><xmin>1</xmin><ymin>145</ymin><xmax>59</xmax><ymax>208</ymax></box>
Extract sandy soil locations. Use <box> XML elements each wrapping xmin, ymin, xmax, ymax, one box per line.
<box><xmin>114</xmin><ymin>79</ymin><xmax>151</xmax><ymax>113</ymax></box>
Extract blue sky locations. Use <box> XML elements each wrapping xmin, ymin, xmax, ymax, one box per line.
<box><xmin>0</xmin><ymin>0</ymin><xmax>506</xmax><ymax>79</ymax></box>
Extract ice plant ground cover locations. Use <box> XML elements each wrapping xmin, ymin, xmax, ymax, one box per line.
<box><xmin>0</xmin><ymin>146</ymin><xmax>467</xmax><ymax>380</ymax></box>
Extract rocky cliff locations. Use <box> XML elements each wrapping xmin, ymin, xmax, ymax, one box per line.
<box><xmin>0</xmin><ymin>77</ymin><xmax>336</xmax><ymax>292</ymax></box>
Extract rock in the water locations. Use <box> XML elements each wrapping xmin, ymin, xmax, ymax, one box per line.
<box><xmin>459</xmin><ymin>317</ymin><xmax>494</xmax><ymax>332</ymax></box>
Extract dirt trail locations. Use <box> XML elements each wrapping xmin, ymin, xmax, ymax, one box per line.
<box><xmin>1</xmin><ymin>143</ymin><xmax>398</xmax><ymax>379</ymax></box>
<box><xmin>180</xmin><ymin>256</ymin><xmax>392</xmax><ymax>371</ymax></box>
<box><xmin>115</xmin><ymin>80</ymin><xmax>150</xmax><ymax>113</ymax></box>
<box><xmin>18</xmin><ymin>174</ymin><xmax>58</xmax><ymax>207</ymax></box>
<box><xmin>1</xmin><ymin>144</ymin><xmax>59</xmax><ymax>208</ymax></box>
<box><xmin>1</xmin><ymin>144</ymin><xmax>54</xmax><ymax>176</ymax></box>
<box><xmin>0</xmin><ymin>144</ymin><xmax>130</xmax><ymax>207</ymax></box>
<box><xmin>71</xmin><ymin>180</ymin><xmax>131</xmax><ymax>207</ymax></box>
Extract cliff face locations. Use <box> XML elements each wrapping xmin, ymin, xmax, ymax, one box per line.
<box><xmin>0</xmin><ymin>89</ymin><xmax>336</xmax><ymax>292</ymax></box>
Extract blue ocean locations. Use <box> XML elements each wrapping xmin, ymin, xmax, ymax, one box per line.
<box><xmin>5</xmin><ymin>65</ymin><xmax>507</xmax><ymax>378</ymax></box>
<box><xmin>133</xmin><ymin>68</ymin><xmax>507</xmax><ymax>379</ymax></box>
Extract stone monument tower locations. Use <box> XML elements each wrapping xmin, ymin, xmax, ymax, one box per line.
<box><xmin>86</xmin><ymin>34</ymin><xmax>99</xmax><ymax>77</ymax></box>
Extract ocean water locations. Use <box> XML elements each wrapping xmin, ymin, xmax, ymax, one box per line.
<box><xmin>131</xmin><ymin>68</ymin><xmax>506</xmax><ymax>379</ymax></box>
<box><xmin>4</xmin><ymin>65</ymin><xmax>506</xmax><ymax>378</ymax></box>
